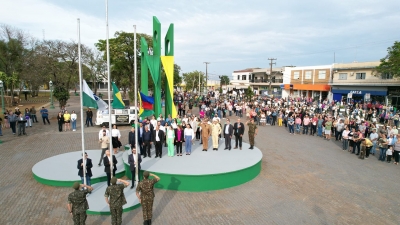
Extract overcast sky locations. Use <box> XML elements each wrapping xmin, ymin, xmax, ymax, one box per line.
<box><xmin>1</xmin><ymin>0</ymin><xmax>399</xmax><ymax>80</ymax></box>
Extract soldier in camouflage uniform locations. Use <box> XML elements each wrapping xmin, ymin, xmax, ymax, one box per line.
<box><xmin>246</xmin><ymin>118</ymin><xmax>258</xmax><ymax>149</ymax></box>
<box><xmin>67</xmin><ymin>182</ymin><xmax>93</xmax><ymax>225</ymax></box>
<box><xmin>136</xmin><ymin>171</ymin><xmax>160</xmax><ymax>225</ymax></box>
<box><xmin>104</xmin><ymin>177</ymin><xmax>130</xmax><ymax>225</ymax></box>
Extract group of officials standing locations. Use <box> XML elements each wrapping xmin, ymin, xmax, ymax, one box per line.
<box><xmin>200</xmin><ymin>117</ymin><xmax>256</xmax><ymax>151</ymax></box>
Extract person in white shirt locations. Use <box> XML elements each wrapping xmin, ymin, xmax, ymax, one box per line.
<box><xmin>386</xmin><ymin>147</ymin><xmax>393</xmax><ymax>163</ymax></box>
<box><xmin>236</xmin><ymin>105</ymin><xmax>242</xmax><ymax>117</ymax></box>
<box><xmin>171</xmin><ymin>119</ymin><xmax>178</xmax><ymax>129</ymax></box>
<box><xmin>369</xmin><ymin>129</ymin><xmax>379</xmax><ymax>156</ymax></box>
<box><xmin>184</xmin><ymin>124</ymin><xmax>195</xmax><ymax>155</ymax></box>
<box><xmin>150</xmin><ymin>116</ymin><xmax>157</xmax><ymax>130</ymax></box>
<box><xmin>182</xmin><ymin>115</ymin><xmax>189</xmax><ymax>124</ymax></box>
<box><xmin>99</xmin><ymin>125</ymin><xmax>110</xmax><ymax>140</ymax></box>
<box><xmin>71</xmin><ymin>110</ymin><xmax>77</xmax><ymax>131</ymax></box>
<box><xmin>342</xmin><ymin>126</ymin><xmax>351</xmax><ymax>151</ymax></box>
<box><xmin>111</xmin><ymin>124</ymin><xmax>122</xmax><ymax>154</ymax></box>
<box><xmin>212</xmin><ymin>114</ymin><xmax>220</xmax><ymax>123</ymax></box>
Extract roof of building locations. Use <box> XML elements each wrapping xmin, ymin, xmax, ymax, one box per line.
<box><xmin>233</xmin><ymin>68</ymin><xmax>260</xmax><ymax>73</ymax></box>
<box><xmin>333</xmin><ymin>61</ymin><xmax>380</xmax><ymax>69</ymax></box>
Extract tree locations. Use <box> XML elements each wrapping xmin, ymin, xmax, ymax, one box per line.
<box><xmin>53</xmin><ymin>86</ymin><xmax>70</xmax><ymax>107</ymax></box>
<box><xmin>182</xmin><ymin>70</ymin><xmax>206</xmax><ymax>92</ymax></box>
<box><xmin>96</xmin><ymin>31</ymin><xmax>153</xmax><ymax>100</ymax></box>
<box><xmin>83</xmin><ymin>49</ymin><xmax>107</xmax><ymax>94</ymax></box>
<box><xmin>245</xmin><ymin>86</ymin><xmax>254</xmax><ymax>99</ymax></box>
<box><xmin>219</xmin><ymin>75</ymin><xmax>230</xmax><ymax>87</ymax></box>
<box><xmin>376</xmin><ymin>41</ymin><xmax>400</xmax><ymax>77</ymax></box>
<box><xmin>0</xmin><ymin>24</ymin><xmax>32</xmax><ymax>97</ymax></box>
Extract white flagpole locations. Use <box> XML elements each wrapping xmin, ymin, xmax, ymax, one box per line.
<box><xmin>77</xmin><ymin>18</ymin><xmax>86</xmax><ymax>186</ymax></box>
<box><xmin>105</xmin><ymin>0</ymin><xmax>114</xmax><ymax>177</ymax></box>
<box><xmin>133</xmin><ymin>25</ymin><xmax>139</xmax><ymax>185</ymax></box>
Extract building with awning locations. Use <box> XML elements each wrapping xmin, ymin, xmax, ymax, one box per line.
<box><xmin>282</xmin><ymin>65</ymin><xmax>332</xmax><ymax>100</ymax></box>
<box><xmin>330</xmin><ymin>61</ymin><xmax>399</xmax><ymax>104</ymax></box>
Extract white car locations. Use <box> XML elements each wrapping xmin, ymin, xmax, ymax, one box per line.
<box><xmin>96</xmin><ymin>106</ymin><xmax>139</xmax><ymax>127</ymax></box>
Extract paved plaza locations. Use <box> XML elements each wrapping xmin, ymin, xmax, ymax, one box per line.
<box><xmin>1</xmin><ymin>96</ymin><xmax>400</xmax><ymax>225</ymax></box>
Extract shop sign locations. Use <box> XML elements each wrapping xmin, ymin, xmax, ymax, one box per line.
<box><xmin>350</xmin><ymin>90</ymin><xmax>362</xmax><ymax>94</ymax></box>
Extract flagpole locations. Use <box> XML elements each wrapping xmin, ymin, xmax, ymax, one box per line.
<box><xmin>105</xmin><ymin>0</ymin><xmax>114</xmax><ymax>177</ymax></box>
<box><xmin>77</xmin><ymin>18</ymin><xmax>86</xmax><ymax>186</ymax></box>
<box><xmin>133</xmin><ymin>25</ymin><xmax>139</xmax><ymax>185</ymax></box>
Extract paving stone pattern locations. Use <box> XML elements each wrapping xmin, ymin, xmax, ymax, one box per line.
<box><xmin>1</xmin><ymin>96</ymin><xmax>400</xmax><ymax>224</ymax></box>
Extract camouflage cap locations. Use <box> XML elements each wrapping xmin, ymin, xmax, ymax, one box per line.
<box><xmin>143</xmin><ymin>171</ymin><xmax>150</xmax><ymax>177</ymax></box>
<box><xmin>72</xmin><ymin>182</ymin><xmax>80</xmax><ymax>190</ymax></box>
<box><xmin>111</xmin><ymin>177</ymin><xmax>117</xmax><ymax>184</ymax></box>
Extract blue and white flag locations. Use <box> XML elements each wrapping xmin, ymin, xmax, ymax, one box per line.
<box><xmin>93</xmin><ymin>94</ymin><xmax>108</xmax><ymax>111</ymax></box>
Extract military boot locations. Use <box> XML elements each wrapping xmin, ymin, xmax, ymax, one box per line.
<box><xmin>148</xmin><ymin>219</ymin><xmax>152</xmax><ymax>225</ymax></box>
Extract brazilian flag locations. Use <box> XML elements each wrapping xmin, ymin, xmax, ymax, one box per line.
<box><xmin>112</xmin><ymin>82</ymin><xmax>125</xmax><ymax>109</ymax></box>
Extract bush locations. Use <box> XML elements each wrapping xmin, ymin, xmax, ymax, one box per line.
<box><xmin>53</xmin><ymin>86</ymin><xmax>70</xmax><ymax>107</ymax></box>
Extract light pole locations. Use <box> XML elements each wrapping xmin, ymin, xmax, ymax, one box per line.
<box><xmin>49</xmin><ymin>80</ymin><xmax>55</xmax><ymax>109</ymax></box>
<box><xmin>0</xmin><ymin>80</ymin><xmax>4</xmax><ymax>114</ymax></box>
<box><xmin>204</xmin><ymin>62</ymin><xmax>210</xmax><ymax>94</ymax></box>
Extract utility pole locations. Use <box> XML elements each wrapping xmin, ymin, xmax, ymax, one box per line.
<box><xmin>204</xmin><ymin>62</ymin><xmax>210</xmax><ymax>95</ymax></box>
<box><xmin>268</xmin><ymin>58</ymin><xmax>277</xmax><ymax>93</ymax></box>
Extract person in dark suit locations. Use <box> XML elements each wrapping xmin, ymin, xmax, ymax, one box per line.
<box><xmin>143</xmin><ymin>126</ymin><xmax>152</xmax><ymax>158</ymax></box>
<box><xmin>223</xmin><ymin>118</ymin><xmax>234</xmax><ymax>150</ymax></box>
<box><xmin>233</xmin><ymin>118</ymin><xmax>245</xmax><ymax>150</ymax></box>
<box><xmin>128</xmin><ymin>126</ymin><xmax>136</xmax><ymax>148</ymax></box>
<box><xmin>103</xmin><ymin>150</ymin><xmax>118</xmax><ymax>186</ymax></box>
<box><xmin>152</xmin><ymin>125</ymin><xmax>165</xmax><ymax>158</ymax></box>
<box><xmin>175</xmin><ymin>125</ymin><xmax>185</xmax><ymax>156</ymax></box>
<box><xmin>128</xmin><ymin>148</ymin><xmax>142</xmax><ymax>189</ymax></box>
<box><xmin>138</xmin><ymin>122</ymin><xmax>144</xmax><ymax>156</ymax></box>
<box><xmin>77</xmin><ymin>152</ymin><xmax>93</xmax><ymax>187</ymax></box>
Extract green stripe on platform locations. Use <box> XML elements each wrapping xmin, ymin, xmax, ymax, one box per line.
<box><xmin>123</xmin><ymin>159</ymin><xmax>262</xmax><ymax>192</ymax></box>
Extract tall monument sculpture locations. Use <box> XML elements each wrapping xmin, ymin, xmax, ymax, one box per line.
<box><xmin>141</xmin><ymin>16</ymin><xmax>177</xmax><ymax>118</ymax></box>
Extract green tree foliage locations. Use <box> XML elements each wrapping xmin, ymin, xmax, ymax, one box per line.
<box><xmin>376</xmin><ymin>41</ymin><xmax>400</xmax><ymax>77</ymax></box>
<box><xmin>182</xmin><ymin>70</ymin><xmax>206</xmax><ymax>92</ymax></box>
<box><xmin>53</xmin><ymin>85</ymin><xmax>70</xmax><ymax>107</ymax></box>
<box><xmin>219</xmin><ymin>75</ymin><xmax>230</xmax><ymax>86</ymax></box>
<box><xmin>83</xmin><ymin>49</ymin><xmax>107</xmax><ymax>95</ymax></box>
<box><xmin>245</xmin><ymin>86</ymin><xmax>254</xmax><ymax>99</ymax></box>
<box><xmin>0</xmin><ymin>24</ymin><xmax>30</xmax><ymax>96</ymax></box>
<box><xmin>96</xmin><ymin>31</ymin><xmax>153</xmax><ymax>99</ymax></box>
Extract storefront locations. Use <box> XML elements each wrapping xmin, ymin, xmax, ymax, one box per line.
<box><xmin>331</xmin><ymin>86</ymin><xmax>387</xmax><ymax>102</ymax></box>
<box><xmin>251</xmin><ymin>85</ymin><xmax>282</xmax><ymax>98</ymax></box>
<box><xmin>283</xmin><ymin>84</ymin><xmax>330</xmax><ymax>100</ymax></box>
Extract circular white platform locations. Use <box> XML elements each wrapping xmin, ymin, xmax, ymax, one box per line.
<box><xmin>86</xmin><ymin>181</ymin><xmax>140</xmax><ymax>215</ymax></box>
<box><xmin>123</xmin><ymin>141</ymin><xmax>262</xmax><ymax>175</ymax></box>
<box><xmin>122</xmin><ymin>140</ymin><xmax>263</xmax><ymax>191</ymax></box>
<box><xmin>32</xmin><ymin>150</ymin><xmax>126</xmax><ymax>186</ymax></box>
<box><xmin>32</xmin><ymin>139</ymin><xmax>263</xmax><ymax>192</ymax></box>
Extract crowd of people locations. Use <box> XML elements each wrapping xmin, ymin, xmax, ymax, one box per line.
<box><xmin>220</xmin><ymin>96</ymin><xmax>400</xmax><ymax>165</ymax></box>
<box><xmin>1</xmin><ymin>106</ymin><xmax>41</xmax><ymax>136</ymax></box>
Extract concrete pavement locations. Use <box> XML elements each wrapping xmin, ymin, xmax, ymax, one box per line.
<box><xmin>1</xmin><ymin>96</ymin><xmax>399</xmax><ymax>224</ymax></box>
